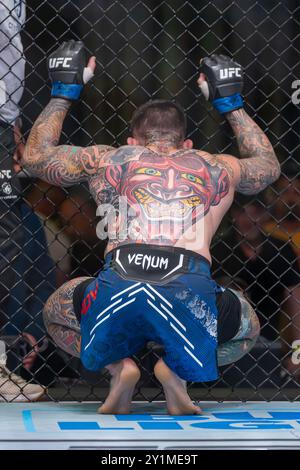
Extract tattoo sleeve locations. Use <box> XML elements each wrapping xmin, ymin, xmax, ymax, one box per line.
<box><xmin>22</xmin><ymin>98</ymin><xmax>144</xmax><ymax>186</ymax></box>
<box><xmin>226</xmin><ymin>108</ymin><xmax>280</xmax><ymax>194</ymax></box>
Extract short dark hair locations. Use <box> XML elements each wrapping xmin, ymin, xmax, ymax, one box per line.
<box><xmin>131</xmin><ymin>99</ymin><xmax>186</xmax><ymax>144</ymax></box>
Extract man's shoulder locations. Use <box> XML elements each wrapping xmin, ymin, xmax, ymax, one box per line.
<box><xmin>114</xmin><ymin>145</ymin><xmax>147</xmax><ymax>154</ymax></box>
<box><xmin>180</xmin><ymin>149</ymin><xmax>237</xmax><ymax>181</ymax></box>
<box><xmin>102</xmin><ymin>145</ymin><xmax>151</xmax><ymax>167</ymax></box>
<box><xmin>172</xmin><ymin>148</ymin><xmax>216</xmax><ymax>160</ymax></box>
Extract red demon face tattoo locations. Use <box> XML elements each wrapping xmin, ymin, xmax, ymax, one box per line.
<box><xmin>105</xmin><ymin>152</ymin><xmax>229</xmax><ymax>243</ymax></box>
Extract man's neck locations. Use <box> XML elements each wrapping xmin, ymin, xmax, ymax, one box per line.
<box><xmin>144</xmin><ymin>131</ymin><xmax>180</xmax><ymax>153</ymax></box>
<box><xmin>146</xmin><ymin>141</ymin><xmax>178</xmax><ymax>154</ymax></box>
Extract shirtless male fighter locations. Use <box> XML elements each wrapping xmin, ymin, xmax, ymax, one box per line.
<box><xmin>21</xmin><ymin>41</ymin><xmax>280</xmax><ymax>415</ymax></box>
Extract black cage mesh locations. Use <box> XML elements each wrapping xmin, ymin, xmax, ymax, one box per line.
<box><xmin>0</xmin><ymin>0</ymin><xmax>300</xmax><ymax>403</ymax></box>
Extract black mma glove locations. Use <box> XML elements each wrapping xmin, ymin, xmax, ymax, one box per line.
<box><xmin>48</xmin><ymin>40</ymin><xmax>94</xmax><ymax>100</ymax></box>
<box><xmin>199</xmin><ymin>54</ymin><xmax>244</xmax><ymax>114</ymax></box>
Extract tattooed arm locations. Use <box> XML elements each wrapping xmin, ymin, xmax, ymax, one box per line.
<box><xmin>217</xmin><ymin>109</ymin><xmax>280</xmax><ymax>195</ymax></box>
<box><xmin>22</xmin><ymin>98</ymin><xmax>144</xmax><ymax>186</ymax></box>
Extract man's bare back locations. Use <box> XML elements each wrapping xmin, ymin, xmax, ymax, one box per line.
<box><xmin>89</xmin><ymin>146</ymin><xmax>235</xmax><ymax>262</ymax></box>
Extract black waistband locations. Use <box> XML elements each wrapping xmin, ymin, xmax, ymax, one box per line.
<box><xmin>105</xmin><ymin>244</ymin><xmax>211</xmax><ymax>284</ymax></box>
<box><xmin>106</xmin><ymin>244</ymin><xmax>210</xmax><ymax>264</ymax></box>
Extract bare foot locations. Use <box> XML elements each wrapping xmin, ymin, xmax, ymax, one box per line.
<box><xmin>98</xmin><ymin>358</ymin><xmax>141</xmax><ymax>414</ymax></box>
<box><xmin>154</xmin><ymin>358</ymin><xmax>202</xmax><ymax>415</ymax></box>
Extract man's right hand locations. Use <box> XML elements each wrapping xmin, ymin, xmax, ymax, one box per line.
<box><xmin>48</xmin><ymin>40</ymin><xmax>96</xmax><ymax>101</ymax></box>
<box><xmin>197</xmin><ymin>54</ymin><xmax>244</xmax><ymax>114</ymax></box>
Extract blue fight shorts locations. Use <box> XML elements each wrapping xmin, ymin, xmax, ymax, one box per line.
<box><xmin>78</xmin><ymin>244</ymin><xmax>225</xmax><ymax>382</ymax></box>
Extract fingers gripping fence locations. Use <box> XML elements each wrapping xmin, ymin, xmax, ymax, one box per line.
<box><xmin>0</xmin><ymin>0</ymin><xmax>299</xmax><ymax>403</ymax></box>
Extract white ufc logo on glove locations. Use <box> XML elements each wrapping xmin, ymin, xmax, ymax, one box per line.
<box><xmin>49</xmin><ymin>57</ymin><xmax>72</xmax><ymax>68</ymax></box>
<box><xmin>220</xmin><ymin>67</ymin><xmax>241</xmax><ymax>79</ymax></box>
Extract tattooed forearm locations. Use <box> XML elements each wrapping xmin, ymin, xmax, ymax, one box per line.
<box><xmin>22</xmin><ymin>98</ymin><xmax>144</xmax><ymax>186</ymax></box>
<box><xmin>29</xmin><ymin>99</ymin><xmax>70</xmax><ymax>152</ymax></box>
<box><xmin>226</xmin><ymin>108</ymin><xmax>280</xmax><ymax>194</ymax></box>
<box><xmin>22</xmin><ymin>98</ymin><xmax>84</xmax><ymax>185</ymax></box>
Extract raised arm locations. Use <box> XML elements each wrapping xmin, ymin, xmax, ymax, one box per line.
<box><xmin>22</xmin><ymin>41</ymin><xmax>144</xmax><ymax>186</ymax></box>
<box><xmin>22</xmin><ymin>98</ymin><xmax>115</xmax><ymax>186</ymax></box>
<box><xmin>22</xmin><ymin>97</ymin><xmax>145</xmax><ymax>186</ymax></box>
<box><xmin>224</xmin><ymin>108</ymin><xmax>280</xmax><ymax>194</ymax></box>
<box><xmin>198</xmin><ymin>53</ymin><xmax>280</xmax><ymax>195</ymax></box>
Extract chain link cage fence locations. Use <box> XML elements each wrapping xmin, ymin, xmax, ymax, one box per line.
<box><xmin>0</xmin><ymin>0</ymin><xmax>300</xmax><ymax>403</ymax></box>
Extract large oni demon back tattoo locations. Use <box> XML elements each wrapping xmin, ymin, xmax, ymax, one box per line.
<box><xmin>104</xmin><ymin>151</ymin><xmax>229</xmax><ymax>245</ymax></box>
